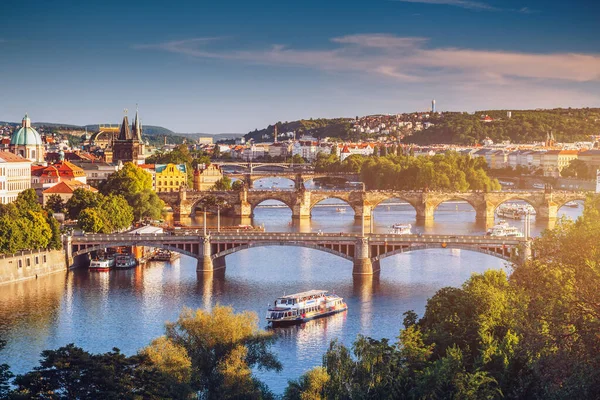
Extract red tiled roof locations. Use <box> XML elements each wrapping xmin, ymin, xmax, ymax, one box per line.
<box><xmin>0</xmin><ymin>151</ymin><xmax>31</xmax><ymax>163</ymax></box>
<box><xmin>43</xmin><ymin>180</ymin><xmax>98</xmax><ymax>194</ymax></box>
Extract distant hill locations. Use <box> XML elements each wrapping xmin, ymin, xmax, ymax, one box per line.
<box><xmin>405</xmin><ymin>108</ymin><xmax>600</xmax><ymax>145</ymax></box>
<box><xmin>84</xmin><ymin>124</ymin><xmax>174</xmax><ymax>136</ymax></box>
<box><xmin>177</xmin><ymin>132</ymin><xmax>245</xmax><ymax>140</ymax></box>
<box><xmin>245</xmin><ymin>118</ymin><xmax>354</xmax><ymax>143</ymax></box>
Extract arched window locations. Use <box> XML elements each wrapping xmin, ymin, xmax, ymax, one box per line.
<box><xmin>31</xmin><ymin>150</ymin><xmax>36</xmax><ymax>159</ymax></box>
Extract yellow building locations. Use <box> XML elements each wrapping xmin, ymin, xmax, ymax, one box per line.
<box><xmin>193</xmin><ymin>164</ymin><xmax>223</xmax><ymax>191</ymax></box>
<box><xmin>154</xmin><ymin>163</ymin><xmax>188</xmax><ymax>192</ymax></box>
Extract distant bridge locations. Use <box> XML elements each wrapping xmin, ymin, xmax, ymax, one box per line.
<box><xmin>66</xmin><ymin>232</ymin><xmax>531</xmax><ymax>276</ymax></box>
<box><xmin>159</xmin><ymin>187</ymin><xmax>588</xmax><ymax>223</ymax></box>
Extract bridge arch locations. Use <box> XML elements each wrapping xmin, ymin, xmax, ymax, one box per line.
<box><xmin>211</xmin><ymin>242</ymin><xmax>353</xmax><ymax>262</ymax></box>
<box><xmin>374</xmin><ymin>244</ymin><xmax>515</xmax><ymax>263</ymax></box>
<box><xmin>253</xmin><ymin>176</ymin><xmax>296</xmax><ymax>189</ymax></box>
<box><xmin>492</xmin><ymin>196</ymin><xmax>539</xmax><ymax>216</ymax></box>
<box><xmin>431</xmin><ymin>196</ymin><xmax>478</xmax><ymax>213</ymax></box>
<box><xmin>555</xmin><ymin>195</ymin><xmax>588</xmax><ymax>209</ymax></box>
<box><xmin>72</xmin><ymin>241</ymin><xmax>198</xmax><ymax>259</ymax></box>
<box><xmin>310</xmin><ymin>196</ymin><xmax>357</xmax><ymax>216</ymax></box>
<box><xmin>370</xmin><ymin>194</ymin><xmax>420</xmax><ymax>211</ymax></box>
<box><xmin>250</xmin><ymin>198</ymin><xmax>294</xmax><ymax>216</ymax></box>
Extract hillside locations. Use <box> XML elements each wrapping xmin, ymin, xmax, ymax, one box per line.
<box><xmin>244</xmin><ymin>118</ymin><xmax>354</xmax><ymax>142</ymax></box>
<box><xmin>405</xmin><ymin>108</ymin><xmax>600</xmax><ymax>145</ymax></box>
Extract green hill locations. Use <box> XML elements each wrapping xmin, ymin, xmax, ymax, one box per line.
<box><xmin>405</xmin><ymin>108</ymin><xmax>600</xmax><ymax>145</ymax></box>
<box><xmin>245</xmin><ymin>118</ymin><xmax>354</xmax><ymax>142</ymax></box>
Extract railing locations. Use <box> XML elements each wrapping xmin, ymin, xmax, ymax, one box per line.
<box><xmin>71</xmin><ymin>232</ymin><xmax>525</xmax><ymax>245</ymax></box>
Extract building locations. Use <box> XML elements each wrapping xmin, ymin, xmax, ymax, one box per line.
<box><xmin>193</xmin><ymin>164</ymin><xmax>223</xmax><ymax>191</ymax></box>
<box><xmin>70</xmin><ymin>162</ymin><xmax>118</xmax><ymax>188</ymax></box>
<box><xmin>198</xmin><ymin>137</ymin><xmax>213</xmax><ymax>145</ymax></box>
<box><xmin>154</xmin><ymin>163</ymin><xmax>188</xmax><ymax>192</ymax></box>
<box><xmin>268</xmin><ymin>142</ymin><xmax>293</xmax><ymax>159</ymax></box>
<box><xmin>112</xmin><ymin>110</ymin><xmax>145</xmax><ymax>165</ymax></box>
<box><xmin>0</xmin><ymin>152</ymin><xmax>32</xmax><ymax>204</ymax></box>
<box><xmin>42</xmin><ymin>180</ymin><xmax>98</xmax><ymax>207</ymax></box>
<box><xmin>10</xmin><ymin>114</ymin><xmax>45</xmax><ymax>163</ymax></box>
<box><xmin>31</xmin><ymin>161</ymin><xmax>88</xmax><ymax>199</ymax></box>
<box><xmin>577</xmin><ymin>150</ymin><xmax>600</xmax><ymax>173</ymax></box>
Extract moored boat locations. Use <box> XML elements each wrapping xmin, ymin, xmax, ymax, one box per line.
<box><xmin>266</xmin><ymin>290</ymin><xmax>347</xmax><ymax>326</ymax></box>
<box><xmin>114</xmin><ymin>253</ymin><xmax>137</xmax><ymax>269</ymax></box>
<box><xmin>565</xmin><ymin>201</ymin><xmax>579</xmax><ymax>208</ymax></box>
<box><xmin>486</xmin><ymin>220</ymin><xmax>524</xmax><ymax>238</ymax></box>
<box><xmin>89</xmin><ymin>257</ymin><xmax>114</xmax><ymax>272</ymax></box>
<box><xmin>150</xmin><ymin>249</ymin><xmax>180</xmax><ymax>262</ymax></box>
<box><xmin>336</xmin><ymin>207</ymin><xmax>346</xmax><ymax>213</ymax></box>
<box><xmin>390</xmin><ymin>223</ymin><xmax>412</xmax><ymax>235</ymax></box>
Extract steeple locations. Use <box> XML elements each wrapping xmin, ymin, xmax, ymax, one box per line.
<box><xmin>118</xmin><ymin>114</ymin><xmax>132</xmax><ymax>140</ymax></box>
<box><xmin>274</xmin><ymin>124</ymin><xmax>278</xmax><ymax>143</ymax></box>
<box><xmin>132</xmin><ymin>105</ymin><xmax>143</xmax><ymax>142</ymax></box>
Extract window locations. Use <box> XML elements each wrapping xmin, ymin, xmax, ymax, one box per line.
<box><xmin>43</xmin><ymin>255</ymin><xmax>47</xmax><ymax>263</ymax></box>
<box><xmin>18</xmin><ymin>260</ymin><xmax>22</xmax><ymax>268</ymax></box>
<box><xmin>26</xmin><ymin>258</ymin><xmax>31</xmax><ymax>267</ymax></box>
<box><xmin>35</xmin><ymin>256</ymin><xmax>39</xmax><ymax>265</ymax></box>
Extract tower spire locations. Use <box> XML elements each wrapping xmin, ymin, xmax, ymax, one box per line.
<box><xmin>132</xmin><ymin>104</ymin><xmax>143</xmax><ymax>141</ymax></box>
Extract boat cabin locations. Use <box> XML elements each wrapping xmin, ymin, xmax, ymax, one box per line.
<box><xmin>273</xmin><ymin>290</ymin><xmax>327</xmax><ymax>307</ymax></box>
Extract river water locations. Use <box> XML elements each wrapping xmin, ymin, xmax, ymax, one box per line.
<box><xmin>0</xmin><ymin>184</ymin><xmax>584</xmax><ymax>394</ymax></box>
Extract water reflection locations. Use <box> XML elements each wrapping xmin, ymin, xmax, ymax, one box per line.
<box><xmin>0</xmin><ymin>190</ymin><xmax>585</xmax><ymax>394</ymax></box>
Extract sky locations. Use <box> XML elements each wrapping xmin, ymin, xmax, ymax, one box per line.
<box><xmin>1</xmin><ymin>0</ymin><xmax>599</xmax><ymax>133</ymax></box>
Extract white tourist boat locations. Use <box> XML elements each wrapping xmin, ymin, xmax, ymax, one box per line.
<box><xmin>266</xmin><ymin>290</ymin><xmax>347</xmax><ymax>326</ymax></box>
<box><xmin>114</xmin><ymin>253</ymin><xmax>137</xmax><ymax>269</ymax></box>
<box><xmin>565</xmin><ymin>201</ymin><xmax>579</xmax><ymax>208</ymax></box>
<box><xmin>336</xmin><ymin>207</ymin><xmax>346</xmax><ymax>213</ymax></box>
<box><xmin>496</xmin><ymin>203</ymin><xmax>535</xmax><ymax>220</ymax></box>
<box><xmin>89</xmin><ymin>257</ymin><xmax>114</xmax><ymax>272</ymax></box>
<box><xmin>390</xmin><ymin>223</ymin><xmax>412</xmax><ymax>235</ymax></box>
<box><xmin>486</xmin><ymin>221</ymin><xmax>524</xmax><ymax>238</ymax></box>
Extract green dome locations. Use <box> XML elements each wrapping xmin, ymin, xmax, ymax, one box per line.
<box><xmin>11</xmin><ymin>126</ymin><xmax>42</xmax><ymax>146</ymax></box>
<box><xmin>11</xmin><ymin>114</ymin><xmax>42</xmax><ymax>146</ymax></box>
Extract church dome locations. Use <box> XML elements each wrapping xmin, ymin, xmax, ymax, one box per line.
<box><xmin>11</xmin><ymin>114</ymin><xmax>42</xmax><ymax>146</ymax></box>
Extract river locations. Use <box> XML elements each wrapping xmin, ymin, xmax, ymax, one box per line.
<box><xmin>0</xmin><ymin>188</ymin><xmax>584</xmax><ymax>394</ymax></box>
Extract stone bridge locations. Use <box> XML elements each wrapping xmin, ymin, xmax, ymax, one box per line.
<box><xmin>66</xmin><ymin>232</ymin><xmax>531</xmax><ymax>276</ymax></box>
<box><xmin>224</xmin><ymin>172</ymin><xmax>359</xmax><ymax>189</ymax></box>
<box><xmin>158</xmin><ymin>187</ymin><xmax>588</xmax><ymax>223</ymax></box>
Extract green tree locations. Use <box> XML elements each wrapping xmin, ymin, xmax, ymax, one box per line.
<box><xmin>66</xmin><ymin>188</ymin><xmax>102</xmax><ymax>220</ymax></box>
<box><xmin>12</xmin><ymin>344</ymin><xmax>189</xmax><ymax>399</ymax></box>
<box><xmin>78</xmin><ymin>208</ymin><xmax>104</xmax><ymax>233</ymax></box>
<box><xmin>284</xmin><ymin>367</ymin><xmax>329</xmax><ymax>400</ymax></box>
<box><xmin>143</xmin><ymin>305</ymin><xmax>281</xmax><ymax>400</ymax></box>
<box><xmin>0</xmin><ymin>339</ymin><xmax>13</xmax><ymax>398</ymax></box>
<box><xmin>231</xmin><ymin>180</ymin><xmax>245</xmax><ymax>191</ymax></box>
<box><xmin>101</xmin><ymin>163</ymin><xmax>164</xmax><ymax>221</ymax></box>
<box><xmin>14</xmin><ymin>188</ymin><xmax>42</xmax><ymax>214</ymax></box>
<box><xmin>99</xmin><ymin>195</ymin><xmax>134</xmax><ymax>233</ymax></box>
<box><xmin>212</xmin><ymin>176</ymin><xmax>232</xmax><ymax>191</ymax></box>
<box><xmin>45</xmin><ymin>194</ymin><xmax>66</xmax><ymax>213</ymax></box>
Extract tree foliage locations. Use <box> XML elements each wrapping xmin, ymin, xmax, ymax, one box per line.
<box><xmin>407</xmin><ymin>108</ymin><xmax>600</xmax><ymax>145</ymax></box>
<box><xmin>143</xmin><ymin>305</ymin><xmax>281</xmax><ymax>400</ymax></box>
<box><xmin>0</xmin><ymin>190</ymin><xmax>61</xmax><ymax>254</ymax></box>
<box><xmin>100</xmin><ymin>163</ymin><xmax>164</xmax><ymax>221</ymax></box>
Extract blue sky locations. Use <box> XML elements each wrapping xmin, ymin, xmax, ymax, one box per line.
<box><xmin>1</xmin><ymin>0</ymin><xmax>598</xmax><ymax>133</ymax></box>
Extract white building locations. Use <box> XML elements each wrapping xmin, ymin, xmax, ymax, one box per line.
<box><xmin>0</xmin><ymin>152</ymin><xmax>32</xmax><ymax>204</ymax></box>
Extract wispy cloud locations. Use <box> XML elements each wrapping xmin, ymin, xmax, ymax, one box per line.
<box><xmin>391</xmin><ymin>0</ymin><xmax>499</xmax><ymax>11</ymax></box>
<box><xmin>390</xmin><ymin>0</ymin><xmax>537</xmax><ymax>13</ymax></box>
<box><xmin>135</xmin><ymin>34</ymin><xmax>600</xmax><ymax>85</ymax></box>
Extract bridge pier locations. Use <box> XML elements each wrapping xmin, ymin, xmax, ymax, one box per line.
<box><xmin>415</xmin><ymin>203</ymin><xmax>435</xmax><ymax>223</ymax></box>
<box><xmin>213</xmin><ymin>255</ymin><xmax>226</xmax><ymax>270</ymax></box>
<box><xmin>353</xmin><ymin>202</ymin><xmax>373</xmax><ymax>220</ymax></box>
<box><xmin>292</xmin><ymin>190</ymin><xmax>311</xmax><ymax>219</ymax></box>
<box><xmin>536</xmin><ymin>202</ymin><xmax>558</xmax><ymax>223</ymax></box>
<box><xmin>197</xmin><ymin>236</ymin><xmax>214</xmax><ymax>272</ymax></box>
<box><xmin>475</xmin><ymin>202</ymin><xmax>496</xmax><ymax>227</ymax></box>
<box><xmin>353</xmin><ymin>237</ymin><xmax>378</xmax><ymax>275</ymax></box>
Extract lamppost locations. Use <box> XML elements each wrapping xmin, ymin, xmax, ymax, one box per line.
<box><xmin>203</xmin><ymin>207</ymin><xmax>207</xmax><ymax>236</ymax></box>
<box><xmin>217</xmin><ymin>204</ymin><xmax>221</xmax><ymax>233</ymax></box>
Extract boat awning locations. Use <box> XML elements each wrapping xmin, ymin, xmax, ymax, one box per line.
<box><xmin>278</xmin><ymin>290</ymin><xmax>327</xmax><ymax>299</ymax></box>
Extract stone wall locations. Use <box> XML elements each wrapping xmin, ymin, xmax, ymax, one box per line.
<box><xmin>0</xmin><ymin>249</ymin><xmax>66</xmax><ymax>286</ymax></box>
